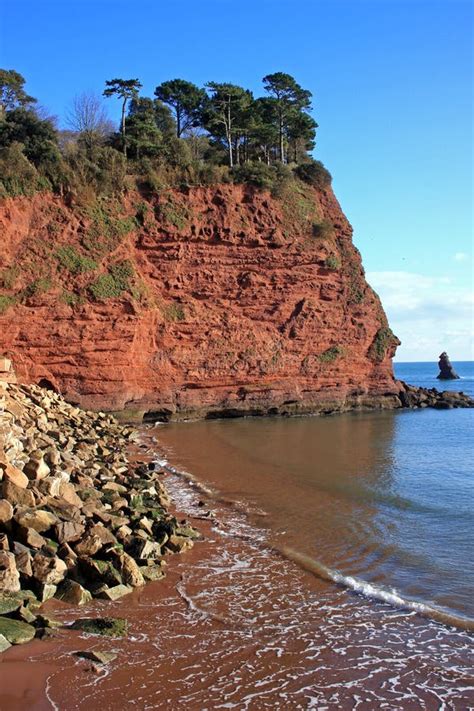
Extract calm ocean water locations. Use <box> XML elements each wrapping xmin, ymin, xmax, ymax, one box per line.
<box><xmin>157</xmin><ymin>361</ymin><xmax>474</xmax><ymax>622</ymax></box>
<box><xmin>28</xmin><ymin>362</ymin><xmax>473</xmax><ymax>710</ymax></box>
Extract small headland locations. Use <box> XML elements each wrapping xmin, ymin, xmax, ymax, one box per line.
<box><xmin>0</xmin><ymin>357</ymin><xmax>200</xmax><ymax>653</ymax></box>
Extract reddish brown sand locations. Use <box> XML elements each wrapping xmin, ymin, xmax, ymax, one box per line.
<box><xmin>0</xmin><ymin>460</ymin><xmax>473</xmax><ymax>710</ymax></box>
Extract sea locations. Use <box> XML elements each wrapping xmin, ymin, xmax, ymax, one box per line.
<box><xmin>6</xmin><ymin>362</ymin><xmax>473</xmax><ymax>710</ymax></box>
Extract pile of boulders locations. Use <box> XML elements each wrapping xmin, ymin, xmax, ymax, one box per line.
<box><xmin>0</xmin><ymin>375</ymin><xmax>199</xmax><ymax>650</ymax></box>
<box><xmin>399</xmin><ymin>381</ymin><xmax>473</xmax><ymax>409</ymax></box>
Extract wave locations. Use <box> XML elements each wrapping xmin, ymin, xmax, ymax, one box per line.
<box><xmin>147</xmin><ymin>438</ymin><xmax>474</xmax><ymax>634</ymax></box>
<box><xmin>279</xmin><ymin>546</ymin><xmax>474</xmax><ymax>632</ymax></box>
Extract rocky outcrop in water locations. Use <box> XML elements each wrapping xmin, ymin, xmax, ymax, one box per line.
<box><xmin>0</xmin><ymin>374</ymin><xmax>199</xmax><ymax>648</ymax></box>
<box><xmin>398</xmin><ymin>381</ymin><xmax>472</xmax><ymax>409</ymax></box>
<box><xmin>436</xmin><ymin>352</ymin><xmax>460</xmax><ymax>380</ymax></box>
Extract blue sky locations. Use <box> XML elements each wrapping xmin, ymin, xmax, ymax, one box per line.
<box><xmin>1</xmin><ymin>0</ymin><xmax>472</xmax><ymax>360</ymax></box>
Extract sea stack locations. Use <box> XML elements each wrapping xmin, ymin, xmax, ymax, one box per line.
<box><xmin>436</xmin><ymin>352</ymin><xmax>460</xmax><ymax>380</ymax></box>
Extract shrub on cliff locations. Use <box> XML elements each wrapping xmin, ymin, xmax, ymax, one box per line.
<box><xmin>312</xmin><ymin>220</ymin><xmax>334</xmax><ymax>241</ymax></box>
<box><xmin>324</xmin><ymin>255</ymin><xmax>341</xmax><ymax>271</ymax></box>
<box><xmin>0</xmin><ymin>143</ymin><xmax>50</xmax><ymax>197</ymax></box>
<box><xmin>231</xmin><ymin>162</ymin><xmax>294</xmax><ymax>195</ymax></box>
<box><xmin>89</xmin><ymin>260</ymin><xmax>134</xmax><ymax>300</ymax></box>
<box><xmin>369</xmin><ymin>327</ymin><xmax>397</xmax><ymax>362</ymax></box>
<box><xmin>232</xmin><ymin>162</ymin><xmax>277</xmax><ymax>191</ymax></box>
<box><xmin>55</xmin><ymin>246</ymin><xmax>97</xmax><ymax>275</ymax></box>
<box><xmin>294</xmin><ymin>159</ymin><xmax>332</xmax><ymax>189</ymax></box>
<box><xmin>318</xmin><ymin>345</ymin><xmax>344</xmax><ymax>363</ymax></box>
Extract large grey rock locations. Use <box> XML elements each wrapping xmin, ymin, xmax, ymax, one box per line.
<box><xmin>69</xmin><ymin>617</ymin><xmax>128</xmax><ymax>637</ymax></box>
<box><xmin>0</xmin><ymin>616</ymin><xmax>36</xmax><ymax>644</ymax></box>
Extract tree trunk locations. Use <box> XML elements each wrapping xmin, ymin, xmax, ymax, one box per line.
<box><xmin>176</xmin><ymin>105</ymin><xmax>181</xmax><ymax>138</ymax></box>
<box><xmin>121</xmin><ymin>98</ymin><xmax>127</xmax><ymax>156</ymax></box>
<box><xmin>226</xmin><ymin>100</ymin><xmax>233</xmax><ymax>168</ymax></box>
<box><xmin>279</xmin><ymin>113</ymin><xmax>285</xmax><ymax>164</ymax></box>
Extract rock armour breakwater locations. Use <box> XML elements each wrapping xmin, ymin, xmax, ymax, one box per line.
<box><xmin>0</xmin><ymin>373</ymin><xmax>199</xmax><ymax>649</ymax></box>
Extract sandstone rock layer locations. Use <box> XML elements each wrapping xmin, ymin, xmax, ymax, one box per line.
<box><xmin>0</xmin><ymin>183</ymin><xmax>402</xmax><ymax>419</ymax></box>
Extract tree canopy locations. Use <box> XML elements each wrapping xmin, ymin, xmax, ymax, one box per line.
<box><xmin>0</xmin><ymin>70</ymin><xmax>36</xmax><ymax>115</ymax></box>
<box><xmin>154</xmin><ymin>79</ymin><xmax>205</xmax><ymax>138</ymax></box>
<box><xmin>0</xmin><ymin>68</ymin><xmax>331</xmax><ymax>199</ymax></box>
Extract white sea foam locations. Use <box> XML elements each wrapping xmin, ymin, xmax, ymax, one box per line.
<box><xmin>279</xmin><ymin>546</ymin><xmax>474</xmax><ymax>632</ymax></box>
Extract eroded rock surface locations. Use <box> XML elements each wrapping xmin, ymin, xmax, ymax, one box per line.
<box><xmin>0</xmin><ymin>185</ymin><xmax>404</xmax><ymax>419</ymax></box>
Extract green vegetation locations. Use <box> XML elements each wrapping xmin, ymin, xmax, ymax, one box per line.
<box><xmin>294</xmin><ymin>160</ymin><xmax>332</xmax><ymax>188</ymax></box>
<box><xmin>55</xmin><ymin>246</ymin><xmax>97</xmax><ymax>274</ymax></box>
<box><xmin>22</xmin><ymin>277</ymin><xmax>52</xmax><ymax>298</ymax></box>
<box><xmin>89</xmin><ymin>260</ymin><xmax>134</xmax><ymax>300</ymax></box>
<box><xmin>0</xmin><ymin>68</ymin><xmax>331</xmax><ymax>201</ymax></box>
<box><xmin>156</xmin><ymin>196</ymin><xmax>190</xmax><ymax>230</ymax></box>
<box><xmin>369</xmin><ymin>327</ymin><xmax>396</xmax><ymax>362</ymax></box>
<box><xmin>162</xmin><ymin>302</ymin><xmax>185</xmax><ymax>322</ymax></box>
<box><xmin>59</xmin><ymin>290</ymin><xmax>80</xmax><ymax>306</ymax></box>
<box><xmin>0</xmin><ymin>294</ymin><xmax>16</xmax><ymax>313</ymax></box>
<box><xmin>318</xmin><ymin>345</ymin><xmax>344</xmax><ymax>363</ymax></box>
<box><xmin>0</xmin><ymin>266</ymin><xmax>19</xmax><ymax>289</ymax></box>
<box><xmin>312</xmin><ymin>220</ymin><xmax>334</xmax><ymax>240</ymax></box>
<box><xmin>81</xmin><ymin>201</ymin><xmax>136</xmax><ymax>255</ymax></box>
<box><xmin>324</xmin><ymin>255</ymin><xmax>341</xmax><ymax>271</ymax></box>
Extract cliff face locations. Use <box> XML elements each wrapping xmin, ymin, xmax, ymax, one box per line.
<box><xmin>0</xmin><ymin>181</ymin><xmax>402</xmax><ymax>419</ymax></box>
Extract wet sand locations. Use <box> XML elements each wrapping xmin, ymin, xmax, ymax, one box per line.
<box><xmin>1</xmin><ymin>457</ymin><xmax>473</xmax><ymax>710</ymax></box>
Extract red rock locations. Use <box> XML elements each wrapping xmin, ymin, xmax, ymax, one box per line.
<box><xmin>2</xmin><ymin>479</ymin><xmax>36</xmax><ymax>508</ymax></box>
<box><xmin>0</xmin><ymin>499</ymin><xmax>13</xmax><ymax>524</ymax></box>
<box><xmin>1</xmin><ymin>462</ymin><xmax>29</xmax><ymax>489</ymax></box>
<box><xmin>0</xmin><ymin>186</ymin><xmax>401</xmax><ymax>417</ymax></box>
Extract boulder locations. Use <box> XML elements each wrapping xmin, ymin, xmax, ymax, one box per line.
<box><xmin>56</xmin><ymin>579</ymin><xmax>92</xmax><ymax>606</ymax></box>
<box><xmin>115</xmin><ymin>552</ymin><xmax>145</xmax><ymax>587</ymax></box>
<box><xmin>2</xmin><ymin>463</ymin><xmax>29</xmax><ymax>489</ymax></box>
<box><xmin>16</xmin><ymin>526</ymin><xmax>46</xmax><ymax>549</ymax></box>
<box><xmin>2</xmin><ymin>479</ymin><xmax>36</xmax><ymax>508</ymax></box>
<box><xmin>14</xmin><ymin>509</ymin><xmax>58</xmax><ymax>533</ymax></box>
<box><xmin>74</xmin><ymin>650</ymin><xmax>117</xmax><ymax>664</ymax></box>
<box><xmin>0</xmin><ymin>617</ymin><xmax>35</xmax><ymax>645</ymax></box>
<box><xmin>0</xmin><ymin>592</ymin><xmax>24</xmax><ymax>615</ymax></box>
<box><xmin>69</xmin><ymin>617</ymin><xmax>128</xmax><ymax>637</ymax></box>
<box><xmin>55</xmin><ymin>521</ymin><xmax>85</xmax><ymax>544</ymax></box>
<box><xmin>59</xmin><ymin>481</ymin><xmax>83</xmax><ymax>508</ymax></box>
<box><xmin>36</xmin><ymin>584</ymin><xmax>57</xmax><ymax>602</ymax></box>
<box><xmin>96</xmin><ymin>584</ymin><xmax>132</xmax><ymax>601</ymax></box>
<box><xmin>23</xmin><ymin>453</ymin><xmax>51</xmax><ymax>481</ymax></box>
<box><xmin>140</xmin><ymin>565</ymin><xmax>166</xmax><ymax>582</ymax></box>
<box><xmin>0</xmin><ymin>551</ymin><xmax>20</xmax><ymax>592</ymax></box>
<box><xmin>0</xmin><ymin>499</ymin><xmax>14</xmax><ymax>524</ymax></box>
<box><xmin>12</xmin><ymin>542</ymin><xmax>33</xmax><ymax>577</ymax></box>
<box><xmin>0</xmin><ymin>633</ymin><xmax>11</xmax><ymax>652</ymax></box>
<box><xmin>32</xmin><ymin>552</ymin><xmax>67</xmax><ymax>585</ymax></box>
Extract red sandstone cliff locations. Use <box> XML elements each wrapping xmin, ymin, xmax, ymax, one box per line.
<box><xmin>0</xmin><ymin>181</ymin><xmax>402</xmax><ymax>419</ymax></box>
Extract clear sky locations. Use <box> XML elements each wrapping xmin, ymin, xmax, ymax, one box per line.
<box><xmin>1</xmin><ymin>0</ymin><xmax>472</xmax><ymax>360</ymax></box>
